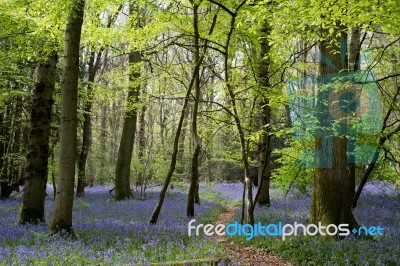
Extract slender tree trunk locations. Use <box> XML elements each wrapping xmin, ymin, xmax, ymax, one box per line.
<box><xmin>0</xmin><ymin>113</ymin><xmax>4</xmax><ymax>196</ymax></box>
<box><xmin>347</xmin><ymin>28</ymin><xmax>361</xmax><ymax>193</ymax></box>
<box><xmin>115</xmin><ymin>51</ymin><xmax>141</xmax><ymax>200</ymax></box>
<box><xmin>150</xmin><ymin>13</ymin><xmax>218</xmax><ymax>224</ymax></box>
<box><xmin>0</xmin><ymin>106</ymin><xmax>9</xmax><ymax>199</ymax></box>
<box><xmin>1</xmin><ymin>98</ymin><xmax>24</xmax><ymax>199</ymax></box>
<box><xmin>51</xmin><ymin>147</ymin><xmax>56</xmax><ymax>200</ymax></box>
<box><xmin>219</xmin><ymin>1</ymin><xmax>253</xmax><ymax>224</ymax></box>
<box><xmin>136</xmin><ymin>102</ymin><xmax>146</xmax><ymax>187</ymax></box>
<box><xmin>50</xmin><ymin>0</ymin><xmax>85</xmax><ymax>235</ymax></box>
<box><xmin>150</xmin><ymin>82</ymin><xmax>192</xmax><ymax>224</ymax></box>
<box><xmin>187</xmin><ymin>3</ymin><xmax>201</xmax><ymax>218</ymax></box>
<box><xmin>19</xmin><ymin>51</ymin><xmax>57</xmax><ymax>224</ymax></box>
<box><xmin>310</xmin><ymin>27</ymin><xmax>359</xmax><ymax>232</ymax></box>
<box><xmin>176</xmin><ymin>102</ymin><xmax>189</xmax><ymax>177</ymax></box>
<box><xmin>76</xmin><ymin>51</ymin><xmax>96</xmax><ymax>197</ymax></box>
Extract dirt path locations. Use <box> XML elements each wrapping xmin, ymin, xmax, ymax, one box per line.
<box><xmin>212</xmin><ymin>205</ymin><xmax>293</xmax><ymax>266</ymax></box>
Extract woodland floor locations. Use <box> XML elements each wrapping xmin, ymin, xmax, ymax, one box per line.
<box><xmin>212</xmin><ymin>205</ymin><xmax>293</xmax><ymax>266</ymax></box>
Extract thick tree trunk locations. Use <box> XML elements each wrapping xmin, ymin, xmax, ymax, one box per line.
<box><xmin>349</xmin><ymin>28</ymin><xmax>361</xmax><ymax>72</ymax></box>
<box><xmin>76</xmin><ymin>51</ymin><xmax>96</xmax><ymax>197</ymax></box>
<box><xmin>19</xmin><ymin>51</ymin><xmax>57</xmax><ymax>224</ymax></box>
<box><xmin>257</xmin><ymin>22</ymin><xmax>272</xmax><ymax>206</ymax></box>
<box><xmin>115</xmin><ymin>51</ymin><xmax>141</xmax><ymax>200</ymax></box>
<box><xmin>187</xmin><ymin>3</ymin><xmax>201</xmax><ymax>218</ymax></box>
<box><xmin>50</xmin><ymin>0</ymin><xmax>85</xmax><ymax>235</ymax></box>
<box><xmin>310</xmin><ymin>28</ymin><xmax>359</xmax><ymax>232</ymax></box>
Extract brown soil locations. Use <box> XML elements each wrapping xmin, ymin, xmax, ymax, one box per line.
<box><xmin>212</xmin><ymin>205</ymin><xmax>293</xmax><ymax>266</ymax></box>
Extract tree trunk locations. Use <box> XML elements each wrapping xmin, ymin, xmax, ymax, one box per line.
<box><xmin>256</xmin><ymin>22</ymin><xmax>272</xmax><ymax>206</ymax></box>
<box><xmin>0</xmin><ymin>113</ymin><xmax>4</xmax><ymax>197</ymax></box>
<box><xmin>347</xmin><ymin>28</ymin><xmax>361</xmax><ymax>193</ymax></box>
<box><xmin>310</xmin><ymin>28</ymin><xmax>359</xmax><ymax>232</ymax></box>
<box><xmin>220</xmin><ymin>2</ymin><xmax>254</xmax><ymax>224</ymax></box>
<box><xmin>19</xmin><ymin>51</ymin><xmax>57</xmax><ymax>224</ymax></box>
<box><xmin>76</xmin><ymin>51</ymin><xmax>96</xmax><ymax>197</ymax></box>
<box><xmin>50</xmin><ymin>0</ymin><xmax>85</xmax><ymax>235</ymax></box>
<box><xmin>176</xmin><ymin>102</ymin><xmax>189</xmax><ymax>177</ymax></box>
<box><xmin>150</xmin><ymin>78</ymin><xmax>193</xmax><ymax>224</ymax></box>
<box><xmin>100</xmin><ymin>105</ymin><xmax>107</xmax><ymax>153</ymax></box>
<box><xmin>136</xmin><ymin>102</ymin><xmax>146</xmax><ymax>187</ymax></box>
<box><xmin>150</xmin><ymin>12</ymin><xmax>218</xmax><ymax>224</ymax></box>
<box><xmin>187</xmin><ymin>3</ymin><xmax>201</xmax><ymax>218</ymax></box>
<box><xmin>0</xmin><ymin>97</ymin><xmax>24</xmax><ymax>199</ymax></box>
<box><xmin>114</xmin><ymin>51</ymin><xmax>141</xmax><ymax>200</ymax></box>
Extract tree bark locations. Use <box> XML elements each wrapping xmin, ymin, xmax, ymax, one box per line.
<box><xmin>76</xmin><ymin>51</ymin><xmax>96</xmax><ymax>197</ymax></box>
<box><xmin>187</xmin><ymin>3</ymin><xmax>201</xmax><ymax>218</ymax></box>
<box><xmin>346</xmin><ymin>28</ymin><xmax>361</xmax><ymax>197</ymax></box>
<box><xmin>310</xmin><ymin>27</ymin><xmax>359</xmax><ymax>232</ymax></box>
<box><xmin>19</xmin><ymin>51</ymin><xmax>57</xmax><ymax>224</ymax></box>
<box><xmin>176</xmin><ymin>102</ymin><xmax>189</xmax><ymax>177</ymax></box>
<box><xmin>50</xmin><ymin>0</ymin><xmax>85</xmax><ymax>235</ymax></box>
<box><xmin>136</xmin><ymin>102</ymin><xmax>146</xmax><ymax>187</ymax></box>
<box><xmin>256</xmin><ymin>22</ymin><xmax>272</xmax><ymax>206</ymax></box>
<box><xmin>114</xmin><ymin>51</ymin><xmax>141</xmax><ymax>200</ymax></box>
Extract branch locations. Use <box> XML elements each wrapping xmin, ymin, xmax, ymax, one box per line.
<box><xmin>377</xmin><ymin>73</ymin><xmax>400</xmax><ymax>82</ymax></box>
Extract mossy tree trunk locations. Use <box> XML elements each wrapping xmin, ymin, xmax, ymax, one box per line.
<box><xmin>310</xmin><ymin>26</ymin><xmax>359</xmax><ymax>232</ymax></box>
<box><xmin>256</xmin><ymin>22</ymin><xmax>272</xmax><ymax>207</ymax></box>
<box><xmin>115</xmin><ymin>51</ymin><xmax>141</xmax><ymax>200</ymax></box>
<box><xmin>19</xmin><ymin>51</ymin><xmax>57</xmax><ymax>224</ymax></box>
<box><xmin>50</xmin><ymin>0</ymin><xmax>85</xmax><ymax>235</ymax></box>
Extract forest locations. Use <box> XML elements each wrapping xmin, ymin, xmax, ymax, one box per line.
<box><xmin>0</xmin><ymin>0</ymin><xmax>399</xmax><ymax>265</ymax></box>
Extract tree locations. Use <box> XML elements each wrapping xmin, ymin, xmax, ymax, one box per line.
<box><xmin>114</xmin><ymin>51</ymin><xmax>141</xmax><ymax>200</ymax></box>
<box><xmin>19</xmin><ymin>51</ymin><xmax>57</xmax><ymax>224</ymax></box>
<box><xmin>77</xmin><ymin>6</ymin><xmax>122</xmax><ymax>196</ymax></box>
<box><xmin>186</xmin><ymin>1</ymin><xmax>201</xmax><ymax>218</ymax></box>
<box><xmin>256</xmin><ymin>21</ymin><xmax>272</xmax><ymax>206</ymax></box>
<box><xmin>76</xmin><ymin>51</ymin><xmax>96</xmax><ymax>197</ymax></box>
<box><xmin>309</xmin><ymin>26</ymin><xmax>359</xmax><ymax>231</ymax></box>
<box><xmin>150</xmin><ymin>9</ymin><xmax>218</xmax><ymax>224</ymax></box>
<box><xmin>50</xmin><ymin>0</ymin><xmax>85</xmax><ymax>234</ymax></box>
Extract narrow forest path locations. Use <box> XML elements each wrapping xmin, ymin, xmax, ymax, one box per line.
<box><xmin>212</xmin><ymin>205</ymin><xmax>293</xmax><ymax>266</ymax></box>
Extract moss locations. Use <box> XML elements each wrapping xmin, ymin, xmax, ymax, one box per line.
<box><xmin>19</xmin><ymin>207</ymin><xmax>45</xmax><ymax>225</ymax></box>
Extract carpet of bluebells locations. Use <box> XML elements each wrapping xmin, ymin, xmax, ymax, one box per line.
<box><xmin>0</xmin><ymin>185</ymin><xmax>227</xmax><ymax>265</ymax></box>
<box><xmin>0</xmin><ymin>182</ymin><xmax>399</xmax><ymax>265</ymax></box>
<box><xmin>220</xmin><ymin>181</ymin><xmax>400</xmax><ymax>266</ymax></box>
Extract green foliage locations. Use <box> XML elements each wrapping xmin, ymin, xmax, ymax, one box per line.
<box><xmin>273</xmin><ymin>139</ymin><xmax>313</xmax><ymax>195</ymax></box>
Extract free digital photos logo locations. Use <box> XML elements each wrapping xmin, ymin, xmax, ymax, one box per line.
<box><xmin>286</xmin><ymin>39</ymin><xmax>382</xmax><ymax>168</ymax></box>
<box><xmin>188</xmin><ymin>220</ymin><xmax>384</xmax><ymax>241</ymax></box>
